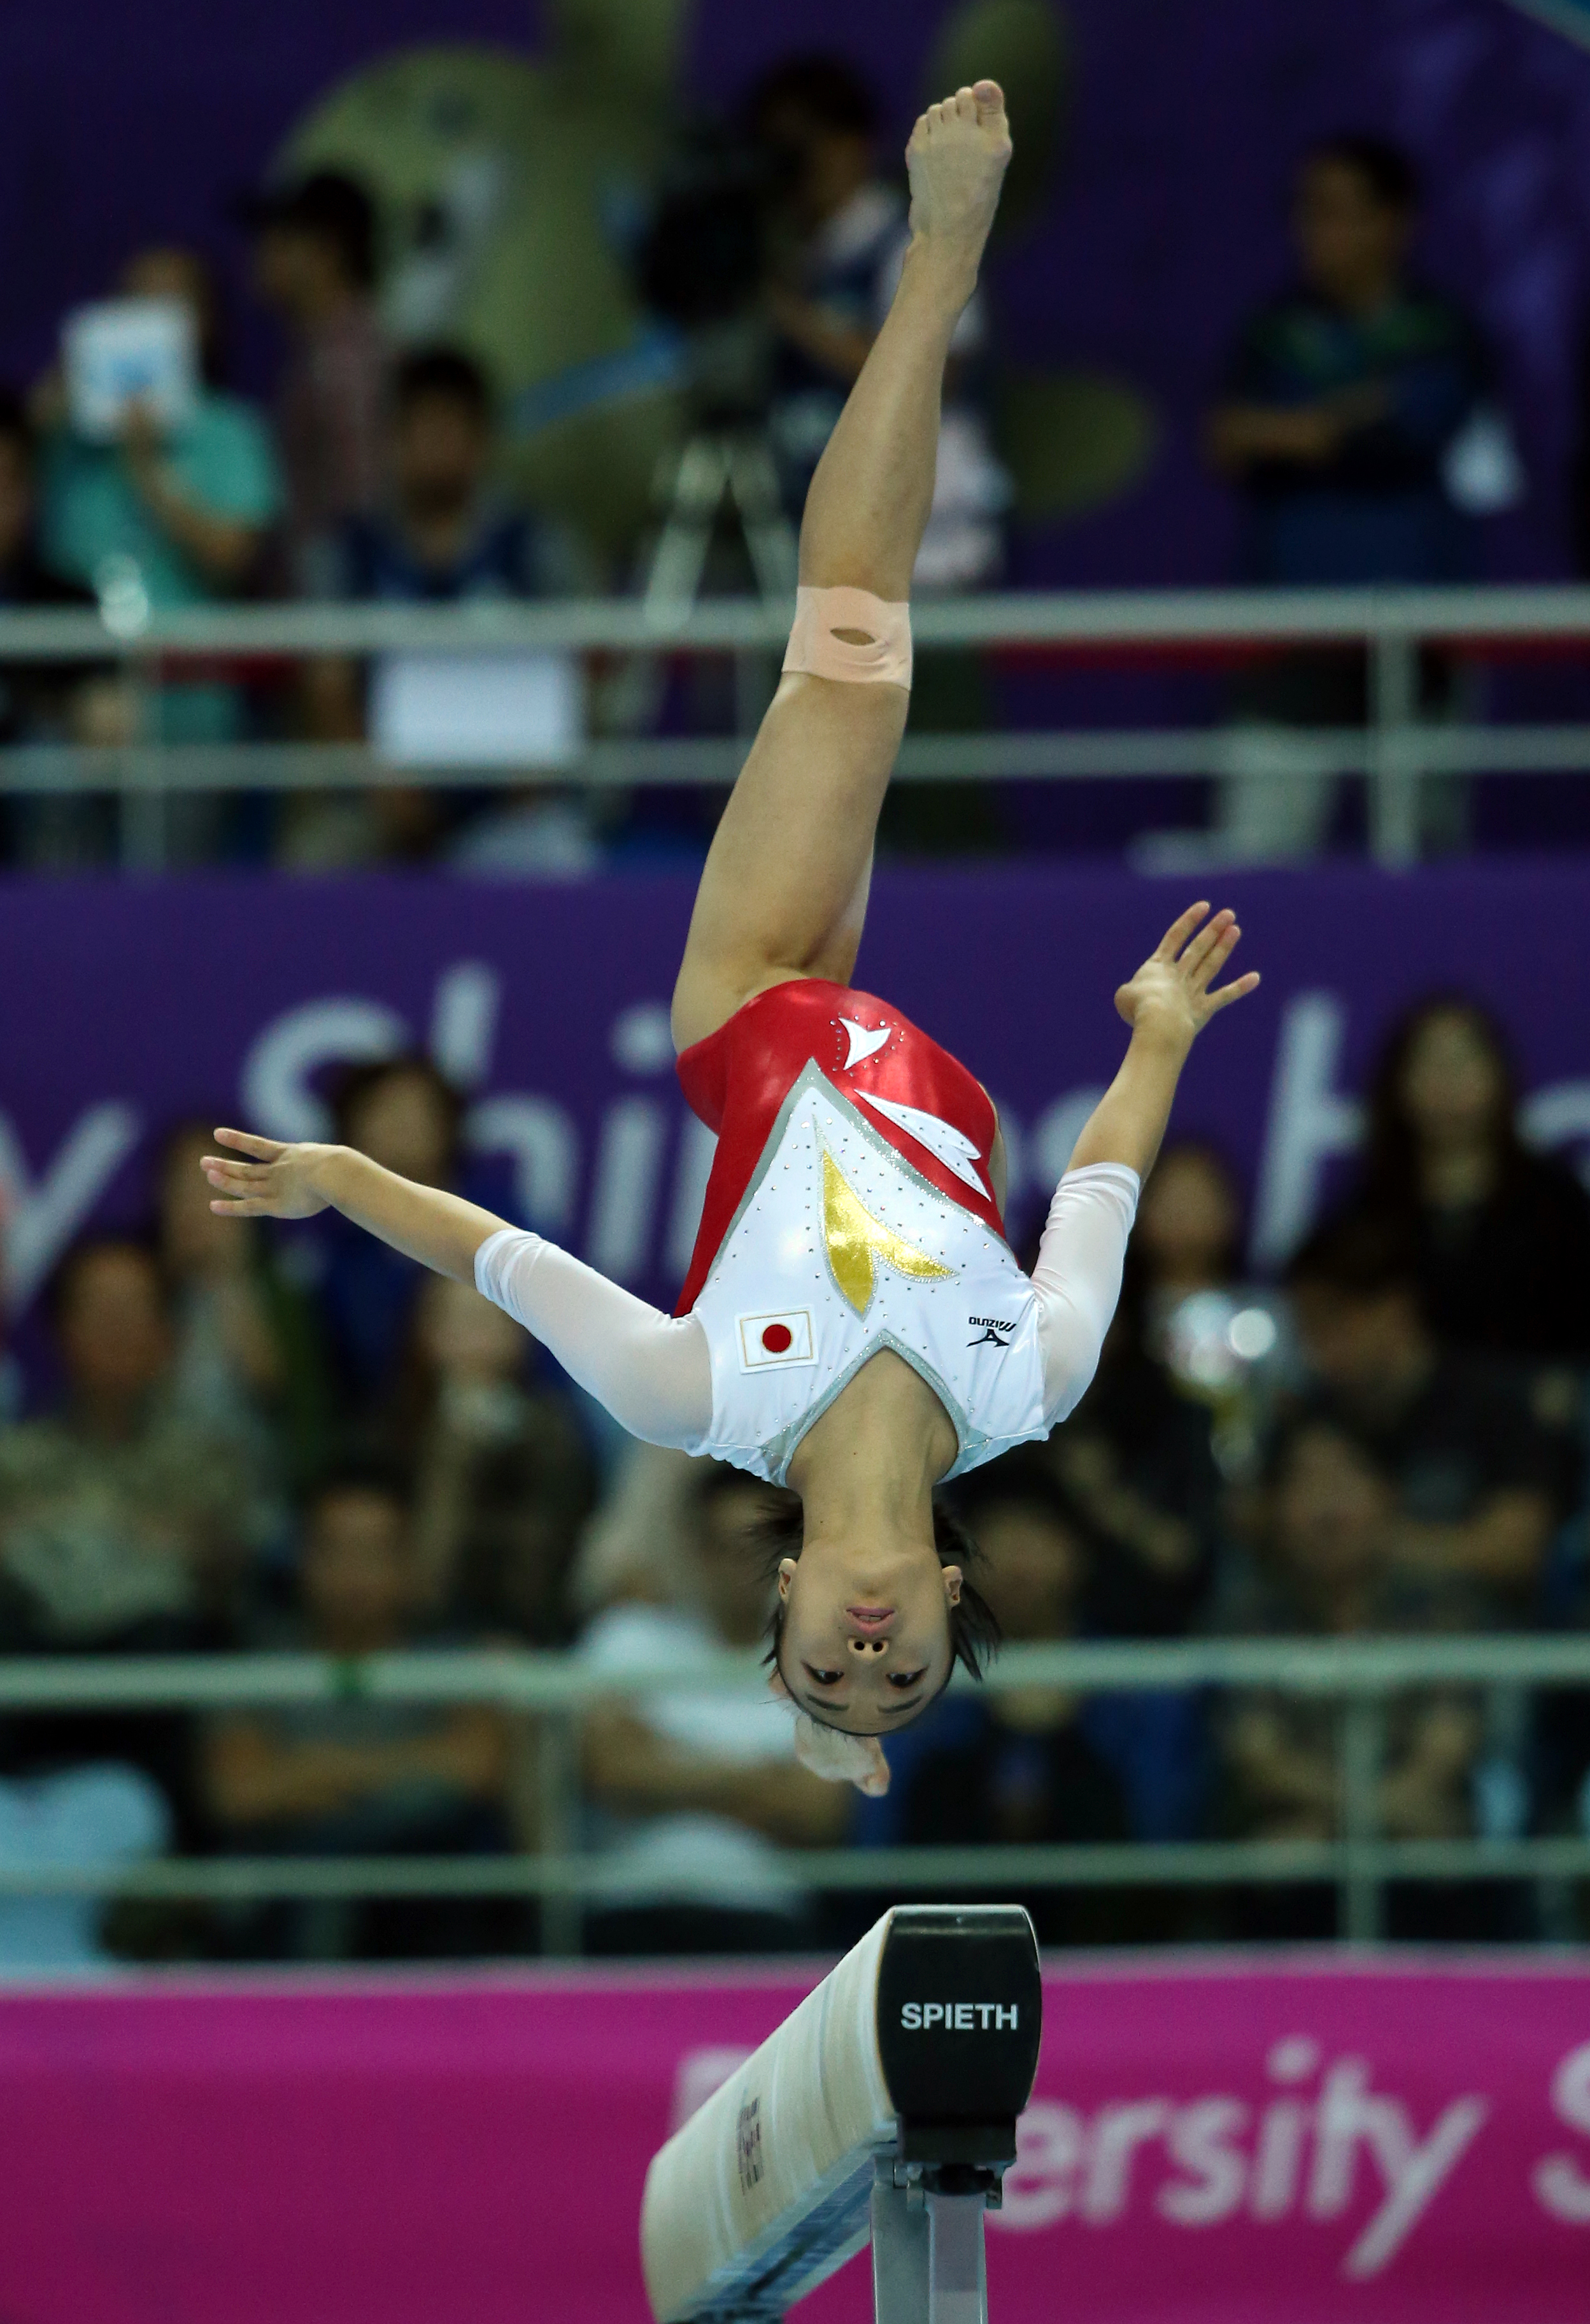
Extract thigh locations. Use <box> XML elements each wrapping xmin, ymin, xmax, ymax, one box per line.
<box><xmin>671</xmin><ymin>671</ymin><xmax>907</xmax><ymax>1052</ymax></box>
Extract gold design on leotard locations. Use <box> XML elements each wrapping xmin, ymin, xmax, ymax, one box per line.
<box><xmin>821</xmin><ymin>1150</ymin><xmax>953</xmax><ymax>1316</ymax></box>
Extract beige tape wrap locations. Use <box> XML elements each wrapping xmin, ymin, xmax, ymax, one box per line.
<box><xmin>641</xmin><ymin>1912</ymin><xmax>897</xmax><ymax>2321</ymax></box>
<box><xmin>783</xmin><ymin>586</ymin><xmax>913</xmax><ymax>689</ymax></box>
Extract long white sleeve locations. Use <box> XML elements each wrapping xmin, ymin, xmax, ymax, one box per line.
<box><xmin>474</xmin><ymin>1229</ymin><xmax>713</xmax><ymax>1451</ymax></box>
<box><xmin>1030</xmin><ymin>1163</ymin><xmax>1140</xmax><ymax>1424</ymax></box>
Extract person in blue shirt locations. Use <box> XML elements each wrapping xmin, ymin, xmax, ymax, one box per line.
<box><xmin>1202</xmin><ymin>137</ymin><xmax>1490</xmax><ymax>856</ymax></box>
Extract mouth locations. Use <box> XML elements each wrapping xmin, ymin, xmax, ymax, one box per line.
<box><xmin>845</xmin><ymin>1605</ymin><xmax>896</xmax><ymax>1635</ymax></box>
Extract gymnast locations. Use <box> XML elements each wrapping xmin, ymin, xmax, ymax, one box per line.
<box><xmin>202</xmin><ymin>82</ymin><xmax>1258</xmax><ymax>1794</ymax></box>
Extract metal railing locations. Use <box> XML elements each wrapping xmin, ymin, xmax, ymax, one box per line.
<box><xmin>4</xmin><ymin>1633</ymin><xmax>1587</xmax><ymax>1953</ymax></box>
<box><xmin>4</xmin><ymin>585</ymin><xmax>1590</xmax><ymax>870</ymax></box>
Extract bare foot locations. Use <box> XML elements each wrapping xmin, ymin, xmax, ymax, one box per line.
<box><xmin>905</xmin><ymin>81</ymin><xmax>1012</xmax><ymax>281</ymax></box>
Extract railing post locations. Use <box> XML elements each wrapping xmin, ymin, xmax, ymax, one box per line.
<box><xmin>536</xmin><ymin>1708</ymin><xmax>583</xmax><ymax>1959</ymax></box>
<box><xmin>1338</xmin><ymin>1697</ymin><xmax>1386</xmax><ymax>1942</ymax></box>
<box><xmin>1368</xmin><ymin>623</ymin><xmax>1421</xmax><ymax>868</ymax></box>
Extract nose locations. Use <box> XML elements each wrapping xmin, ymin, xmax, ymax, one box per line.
<box><xmin>846</xmin><ymin>1634</ymin><xmax>890</xmax><ymax>1660</ymax></box>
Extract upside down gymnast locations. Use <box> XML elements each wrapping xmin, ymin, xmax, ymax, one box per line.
<box><xmin>202</xmin><ymin>82</ymin><xmax>1258</xmax><ymax>1796</ymax></box>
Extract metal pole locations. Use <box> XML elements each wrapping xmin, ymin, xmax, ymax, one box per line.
<box><xmin>1368</xmin><ymin>627</ymin><xmax>1420</xmax><ymax>867</ymax></box>
<box><xmin>926</xmin><ymin>2190</ymin><xmax>989</xmax><ymax>2324</ymax></box>
<box><xmin>872</xmin><ymin>2165</ymin><xmax>930</xmax><ymax>2324</ymax></box>
<box><xmin>536</xmin><ymin>1709</ymin><xmax>582</xmax><ymax>1958</ymax></box>
<box><xmin>1338</xmin><ymin>1697</ymin><xmax>1386</xmax><ymax>1942</ymax></box>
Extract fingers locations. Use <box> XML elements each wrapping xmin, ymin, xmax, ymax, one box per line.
<box><xmin>1205</xmin><ymin>970</ymin><xmax>1262</xmax><ymax>1016</ymax></box>
<box><xmin>213</xmin><ymin>1127</ymin><xmax>285</xmax><ymax>1160</ymax></box>
<box><xmin>208</xmin><ymin>1198</ymin><xmax>267</xmax><ymax>1219</ymax></box>
<box><xmin>1153</xmin><ymin>901</ymin><xmax>1210</xmax><ymax>961</ymax></box>
<box><xmin>1178</xmin><ymin>907</ymin><xmax>1237</xmax><ymax>986</ymax></box>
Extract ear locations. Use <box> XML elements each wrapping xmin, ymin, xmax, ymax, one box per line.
<box><xmin>941</xmin><ymin>1562</ymin><xmax>963</xmax><ymax>1608</ymax></box>
<box><xmin>776</xmin><ymin>1555</ymin><xmax>798</xmax><ymax>1602</ymax></box>
<box><xmin>767</xmin><ymin>1667</ymin><xmax>791</xmax><ymax>1702</ymax></box>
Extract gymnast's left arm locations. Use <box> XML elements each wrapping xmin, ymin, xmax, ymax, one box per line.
<box><xmin>1030</xmin><ymin>1163</ymin><xmax>1141</xmax><ymax>1422</ymax></box>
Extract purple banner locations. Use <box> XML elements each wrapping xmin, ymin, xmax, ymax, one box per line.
<box><xmin>0</xmin><ymin>1957</ymin><xmax>1586</xmax><ymax>2321</ymax></box>
<box><xmin>4</xmin><ymin>863</ymin><xmax>1590</xmax><ymax>1331</ymax></box>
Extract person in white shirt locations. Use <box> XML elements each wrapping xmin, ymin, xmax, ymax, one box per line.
<box><xmin>201</xmin><ymin>85</ymin><xmax>1258</xmax><ymax>1793</ymax></box>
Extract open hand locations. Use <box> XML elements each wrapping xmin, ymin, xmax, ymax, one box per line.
<box><xmin>201</xmin><ymin>1128</ymin><xmax>337</xmax><ymax>1220</ymax></box>
<box><xmin>1114</xmin><ymin>903</ymin><xmax>1260</xmax><ymax>1049</ymax></box>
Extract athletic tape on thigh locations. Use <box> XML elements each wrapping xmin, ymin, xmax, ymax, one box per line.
<box><xmin>783</xmin><ymin>586</ymin><xmax>912</xmax><ymax>689</ymax></box>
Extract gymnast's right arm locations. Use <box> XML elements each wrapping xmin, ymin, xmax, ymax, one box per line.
<box><xmin>201</xmin><ymin>1130</ymin><xmax>713</xmax><ymax>1450</ymax></box>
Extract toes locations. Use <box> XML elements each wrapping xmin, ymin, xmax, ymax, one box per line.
<box><xmin>954</xmin><ymin>84</ymin><xmax>977</xmax><ymax>120</ymax></box>
<box><xmin>972</xmin><ymin>78</ymin><xmax>1005</xmax><ymax>120</ymax></box>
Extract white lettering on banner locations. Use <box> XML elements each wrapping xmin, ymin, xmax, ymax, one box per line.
<box><xmin>1031</xmin><ymin>1090</ymin><xmax>1107</xmax><ymax>1190</ymax></box>
<box><xmin>0</xmin><ymin>1106</ymin><xmax>143</xmax><ymax>1317</ymax></box>
<box><xmin>466</xmin><ymin>1097</ymin><xmax>579</xmax><ymax>1236</ymax></box>
<box><xmin>667</xmin><ymin>1114</ymin><xmax>719</xmax><ymax>1279</ymax></box>
<box><xmin>241</xmin><ymin>997</ymin><xmax>409</xmax><ymax>1141</ymax></box>
<box><xmin>991</xmin><ymin>2048</ymin><xmax>1487</xmax><ymax>2279</ymax></box>
<box><xmin>587</xmin><ymin>1098</ymin><xmax>667</xmax><ymax>1282</ymax></box>
<box><xmin>1252</xmin><ymin>992</ymin><xmax>1364</xmax><ymax>1269</ymax></box>
<box><xmin>1156</xmin><ymin>2099</ymin><xmax>1250</xmax><ymax>2226</ymax></box>
<box><xmin>1533</xmin><ymin>2039</ymin><xmax>1590</xmax><ymax>2223</ymax></box>
<box><xmin>429</xmin><ymin>963</ymin><xmax>501</xmax><ymax>1092</ymax></box>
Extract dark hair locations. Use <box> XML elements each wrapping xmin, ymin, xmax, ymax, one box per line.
<box><xmin>1359</xmin><ymin>993</ymin><xmax>1522</xmax><ymax>1208</ymax></box>
<box><xmin>302</xmin><ymin>1454</ymin><xmax>412</xmax><ymax>1530</ymax></box>
<box><xmin>329</xmin><ymin>1052</ymin><xmax>464</xmax><ymax>1163</ymax></box>
<box><xmin>249</xmin><ymin>169</ymin><xmax>378</xmax><ymax>288</ymax></box>
<box><xmin>0</xmin><ymin>387</ymin><xmax>32</xmax><ymax>463</ymax></box>
<box><xmin>1304</xmin><ymin>134</ymin><xmax>1420</xmax><ymax>214</ymax></box>
<box><xmin>45</xmin><ymin>1232</ymin><xmax>167</xmax><ymax>1324</ymax></box>
<box><xmin>1284</xmin><ymin>1208</ymin><xmax>1419</xmax><ymax>1301</ymax></box>
<box><xmin>759</xmin><ymin>1494</ymin><xmax>1001</xmax><ymax>1717</ymax></box>
<box><xmin>748</xmin><ymin>55</ymin><xmax>880</xmax><ymax>141</ymax></box>
<box><xmin>394</xmin><ymin>345</ymin><xmax>493</xmax><ymax>426</ymax></box>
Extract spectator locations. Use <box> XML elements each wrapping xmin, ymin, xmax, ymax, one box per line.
<box><xmin>155</xmin><ymin>1121</ymin><xmax>332</xmax><ymax>1519</ymax></box>
<box><xmin>0</xmin><ymin>1236</ymin><xmax>248</xmax><ymax>1652</ymax></box>
<box><xmin>204</xmin><ymin>1464</ymin><xmax>510</xmax><ymax>1960</ymax></box>
<box><xmin>579</xmin><ymin>1461</ymin><xmax>849</xmax><ymax>1954</ymax></box>
<box><xmin>308</xmin><ymin>1055</ymin><xmax>465</xmax><ymax>1418</ymax></box>
<box><xmin>898</xmin><ymin>1460</ymin><xmax>1129</xmax><ymax>1944</ymax></box>
<box><xmin>399</xmin><ymin>1275</ymin><xmax>597</xmax><ymax>1643</ymax></box>
<box><xmin>1203</xmin><ymin>136</ymin><xmax>1489</xmax><ymax>858</ymax></box>
<box><xmin>1217</xmin><ymin>1417</ymin><xmax>1489</xmax><ymax>1938</ymax></box>
<box><xmin>37</xmin><ymin>247</ymin><xmax>281</xmax><ymax>763</ymax></box>
<box><xmin>1133</xmin><ymin>1141</ymin><xmax>1293</xmax><ymax>1475</ymax></box>
<box><xmin>1283</xmin><ymin>1212</ymin><xmax>1565</xmax><ymax>1625</ymax></box>
<box><xmin>290</xmin><ymin>344</ymin><xmax>593</xmax><ymax>871</ymax></box>
<box><xmin>749</xmin><ymin>55</ymin><xmax>1007</xmax><ymax>591</ymax></box>
<box><xmin>1037</xmin><ymin>1263</ymin><xmax>1224</xmax><ymax>1639</ymax></box>
<box><xmin>246</xmin><ymin>170</ymin><xmax>388</xmax><ymax>571</ymax></box>
<box><xmin>1330</xmin><ymin>995</ymin><xmax>1590</xmax><ymax>1365</ymax></box>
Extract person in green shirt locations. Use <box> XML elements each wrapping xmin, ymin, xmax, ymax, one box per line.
<box><xmin>39</xmin><ymin>246</ymin><xmax>282</xmax><ymax>751</ymax></box>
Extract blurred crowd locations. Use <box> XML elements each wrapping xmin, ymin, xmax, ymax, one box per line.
<box><xmin>0</xmin><ymin>59</ymin><xmax>1542</xmax><ymax>871</ymax></box>
<box><xmin>0</xmin><ymin>991</ymin><xmax>1588</xmax><ymax>1966</ymax></box>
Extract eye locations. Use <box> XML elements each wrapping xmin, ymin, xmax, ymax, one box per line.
<box><xmin>803</xmin><ymin>1665</ymin><xmax>843</xmax><ymax>1687</ymax></box>
<box><xmin>887</xmin><ymin>1669</ymin><xmax>927</xmax><ymax>1690</ymax></box>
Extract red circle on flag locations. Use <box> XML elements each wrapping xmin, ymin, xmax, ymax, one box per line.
<box><xmin>761</xmin><ymin>1323</ymin><xmax>794</xmax><ymax>1354</ymax></box>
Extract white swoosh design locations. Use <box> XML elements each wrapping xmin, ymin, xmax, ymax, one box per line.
<box><xmin>839</xmin><ymin>1016</ymin><xmax>892</xmax><ymax>1069</ymax></box>
<box><xmin>855</xmin><ymin>1089</ymin><xmax>988</xmax><ymax>1194</ymax></box>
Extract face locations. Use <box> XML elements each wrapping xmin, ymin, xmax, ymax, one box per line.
<box><xmin>122</xmin><ymin>247</ymin><xmax>212</xmax><ymax>368</ymax></box>
<box><xmin>1295</xmin><ymin>158</ymin><xmax>1409</xmax><ymax>306</ymax></box>
<box><xmin>1290</xmin><ymin>1282</ymin><xmax>1422</xmax><ymax>1398</ymax></box>
<box><xmin>973</xmin><ymin>1504</ymin><xmax>1084</xmax><ymax>1642</ymax></box>
<box><xmin>302</xmin><ymin>1489</ymin><xmax>412</xmax><ymax>1651</ymax></box>
<box><xmin>57</xmin><ymin>1247</ymin><xmax>172</xmax><ymax>1407</ymax></box>
<box><xmin>394</xmin><ymin>394</ymin><xmax>490</xmax><ymax>519</ymax></box>
<box><xmin>416</xmin><ymin>1275</ymin><xmax>525</xmax><ymax>1383</ymax></box>
<box><xmin>253</xmin><ymin>225</ymin><xmax>334</xmax><ymax>316</ymax></box>
<box><xmin>160</xmin><ymin>1128</ymin><xmax>248</xmax><ymax>1277</ymax></box>
<box><xmin>775</xmin><ymin>1531</ymin><xmax>960</xmax><ymax>1734</ymax></box>
<box><xmin>0</xmin><ymin>438</ymin><xmax>32</xmax><ymax>569</ymax></box>
<box><xmin>1398</xmin><ymin>1010</ymin><xmax>1505</xmax><ymax>1151</ymax></box>
<box><xmin>1137</xmin><ymin>1149</ymin><xmax>1239</xmax><ymax>1285</ymax></box>
<box><xmin>346</xmin><ymin>1068</ymin><xmax>455</xmax><ymax>1186</ymax></box>
<box><xmin>1273</xmin><ymin>1426</ymin><xmax>1392</xmax><ymax>1594</ymax></box>
<box><xmin>761</xmin><ymin>104</ymin><xmax>872</xmax><ymax>230</ymax></box>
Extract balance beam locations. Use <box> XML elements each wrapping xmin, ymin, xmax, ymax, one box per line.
<box><xmin>641</xmin><ymin>1904</ymin><xmax>1042</xmax><ymax>2324</ymax></box>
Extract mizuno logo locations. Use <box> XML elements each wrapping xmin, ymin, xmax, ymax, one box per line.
<box><xmin>968</xmin><ymin>1316</ymin><xmax>1012</xmax><ymax>1347</ymax></box>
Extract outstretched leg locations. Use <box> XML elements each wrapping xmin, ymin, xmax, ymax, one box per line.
<box><xmin>671</xmin><ymin>82</ymin><xmax>1012</xmax><ymax>1052</ymax></box>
